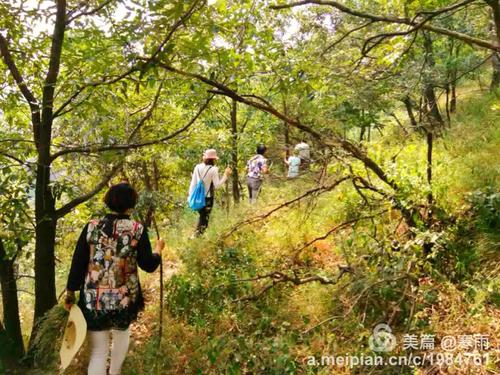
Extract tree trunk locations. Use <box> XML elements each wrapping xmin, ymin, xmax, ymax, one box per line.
<box><xmin>142</xmin><ymin>161</ymin><xmax>154</xmax><ymax>228</ymax></box>
<box><xmin>450</xmin><ymin>80</ymin><xmax>457</xmax><ymax>112</ymax></box>
<box><xmin>445</xmin><ymin>85</ymin><xmax>451</xmax><ymax>122</ymax></box>
<box><xmin>359</xmin><ymin>126</ymin><xmax>365</xmax><ymax>141</ymax></box>
<box><xmin>450</xmin><ymin>42</ymin><xmax>459</xmax><ymax>112</ymax></box>
<box><xmin>360</xmin><ymin>109</ymin><xmax>366</xmax><ymax>141</ymax></box>
<box><xmin>28</xmin><ymin>79</ymin><xmax>58</xmax><ymax>353</ymax></box>
<box><xmin>426</xmin><ymin>131</ymin><xmax>433</xmax><ymax>206</ymax></box>
<box><xmin>424</xmin><ymin>85</ymin><xmax>444</xmax><ymax>126</ymax></box>
<box><xmin>403</xmin><ymin>96</ymin><xmax>418</xmax><ymax>128</ymax></box>
<box><xmin>230</xmin><ymin>99</ymin><xmax>240</xmax><ymax>204</ymax></box>
<box><xmin>486</xmin><ymin>0</ymin><xmax>500</xmax><ymax>90</ymax></box>
<box><xmin>31</xmin><ymin>159</ymin><xmax>58</xmax><ymax>336</ymax></box>
<box><xmin>29</xmin><ymin>0</ymin><xmax>66</xmax><ymax>348</ymax></box>
<box><xmin>0</xmin><ymin>238</ymin><xmax>25</xmax><ymax>361</ymax></box>
<box><xmin>491</xmin><ymin>52</ymin><xmax>500</xmax><ymax>90</ymax></box>
<box><xmin>423</xmin><ymin>32</ymin><xmax>445</xmax><ymax>127</ymax></box>
<box><xmin>421</xmin><ymin>33</ymin><xmax>439</xmax><ymax>231</ymax></box>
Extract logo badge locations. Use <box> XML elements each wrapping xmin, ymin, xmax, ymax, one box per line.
<box><xmin>368</xmin><ymin>323</ymin><xmax>397</xmax><ymax>352</ymax></box>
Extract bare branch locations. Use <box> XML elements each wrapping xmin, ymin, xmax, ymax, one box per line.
<box><xmin>416</xmin><ymin>0</ymin><xmax>478</xmax><ymax>16</ymax></box>
<box><xmin>17</xmin><ymin>289</ymin><xmax>35</xmax><ymax>296</ymax></box>
<box><xmin>155</xmin><ymin>61</ymin><xmax>325</xmax><ymax>139</ymax></box>
<box><xmin>54</xmin><ymin>162</ymin><xmax>122</xmax><ymax>218</ymax></box>
<box><xmin>0</xmin><ymin>138</ymin><xmax>36</xmax><ymax>144</ymax></box>
<box><xmin>53</xmin><ymin>91</ymin><xmax>93</xmax><ymax>118</ymax></box>
<box><xmin>53</xmin><ymin>0</ymin><xmax>204</xmax><ymax>117</ymax></box>
<box><xmin>438</xmin><ymin>53</ymin><xmax>493</xmax><ymax>87</ymax></box>
<box><xmin>344</xmin><ymin>275</ymin><xmax>410</xmax><ymax>316</ymax></box>
<box><xmin>50</xmin><ymin>95</ymin><xmax>212</xmax><ymax>160</ymax></box>
<box><xmin>16</xmin><ymin>274</ymin><xmax>35</xmax><ymax>280</ymax></box>
<box><xmin>67</xmin><ymin>0</ymin><xmax>116</xmax><ymax>24</ymax></box>
<box><xmin>240</xmin><ymin>93</ymin><xmax>274</xmax><ymax>108</ymax></box>
<box><xmin>291</xmin><ymin>210</ymin><xmax>389</xmax><ymax>261</ymax></box>
<box><xmin>270</xmin><ymin>0</ymin><xmax>499</xmax><ymax>51</ymax></box>
<box><xmin>322</xmin><ymin>21</ymin><xmax>374</xmax><ymax>56</ymax></box>
<box><xmin>53</xmin><ymin>81</ymin><xmax>167</xmax><ymax>216</ymax></box>
<box><xmin>128</xmin><ymin>80</ymin><xmax>164</xmax><ymax>139</ymax></box>
<box><xmin>302</xmin><ymin>314</ymin><xmax>342</xmax><ymax>334</ymax></box>
<box><xmin>302</xmin><ymin>274</ymin><xmax>411</xmax><ymax>333</ymax></box>
<box><xmin>0</xmin><ymin>151</ymin><xmax>25</xmax><ymax>165</ymax></box>
<box><xmin>52</xmin><ymin>69</ymin><xmax>138</xmax><ymax>118</ymax></box>
<box><xmin>235</xmin><ymin>266</ymin><xmax>353</xmax><ymax>302</ymax></box>
<box><xmin>361</xmin><ymin>27</ymin><xmax>421</xmax><ymax>56</ymax></box>
<box><xmin>0</xmin><ymin>34</ymin><xmax>40</xmax><ymax>121</ymax></box>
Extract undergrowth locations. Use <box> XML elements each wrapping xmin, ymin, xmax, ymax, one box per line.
<box><xmin>24</xmin><ymin>90</ymin><xmax>499</xmax><ymax>374</ymax></box>
<box><xmin>122</xmin><ymin>92</ymin><xmax>499</xmax><ymax>374</ymax></box>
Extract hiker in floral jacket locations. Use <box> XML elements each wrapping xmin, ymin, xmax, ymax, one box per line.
<box><xmin>246</xmin><ymin>144</ymin><xmax>269</xmax><ymax>203</ymax></box>
<box><xmin>64</xmin><ymin>182</ymin><xmax>164</xmax><ymax>375</ymax></box>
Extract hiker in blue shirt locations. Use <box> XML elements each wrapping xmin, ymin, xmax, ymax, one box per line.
<box><xmin>284</xmin><ymin>149</ymin><xmax>301</xmax><ymax>178</ymax></box>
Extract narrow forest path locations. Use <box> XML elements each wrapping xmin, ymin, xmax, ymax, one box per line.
<box><xmin>129</xmin><ymin>258</ymin><xmax>180</xmax><ymax>348</ymax></box>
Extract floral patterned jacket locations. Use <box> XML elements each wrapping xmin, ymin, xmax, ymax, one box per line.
<box><xmin>66</xmin><ymin>213</ymin><xmax>161</xmax><ymax>331</ymax></box>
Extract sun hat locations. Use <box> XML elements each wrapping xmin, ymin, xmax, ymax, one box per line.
<box><xmin>60</xmin><ymin>304</ymin><xmax>87</xmax><ymax>370</ymax></box>
<box><xmin>203</xmin><ymin>149</ymin><xmax>219</xmax><ymax>160</ymax></box>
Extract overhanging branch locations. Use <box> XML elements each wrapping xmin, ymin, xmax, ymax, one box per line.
<box><xmin>235</xmin><ymin>266</ymin><xmax>353</xmax><ymax>302</ymax></box>
<box><xmin>53</xmin><ymin>0</ymin><xmax>204</xmax><ymax>117</ymax></box>
<box><xmin>54</xmin><ymin>162</ymin><xmax>123</xmax><ymax>218</ymax></box>
<box><xmin>50</xmin><ymin>95</ymin><xmax>212</xmax><ymax>160</ymax></box>
<box><xmin>53</xmin><ymin>81</ymin><xmax>167</xmax><ymax>217</ymax></box>
<box><xmin>0</xmin><ymin>151</ymin><xmax>25</xmax><ymax>166</ymax></box>
<box><xmin>270</xmin><ymin>0</ymin><xmax>499</xmax><ymax>51</ymax></box>
<box><xmin>67</xmin><ymin>0</ymin><xmax>116</xmax><ymax>24</ymax></box>
<box><xmin>0</xmin><ymin>34</ymin><xmax>40</xmax><ymax>119</ymax></box>
<box><xmin>154</xmin><ymin>60</ymin><xmax>399</xmax><ymax>191</ymax></box>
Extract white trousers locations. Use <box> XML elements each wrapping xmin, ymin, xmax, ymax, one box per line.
<box><xmin>87</xmin><ymin>328</ymin><xmax>130</xmax><ymax>375</ymax></box>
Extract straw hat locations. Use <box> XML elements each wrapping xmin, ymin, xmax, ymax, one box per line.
<box><xmin>203</xmin><ymin>149</ymin><xmax>219</xmax><ymax>160</ymax></box>
<box><xmin>60</xmin><ymin>305</ymin><xmax>87</xmax><ymax>370</ymax></box>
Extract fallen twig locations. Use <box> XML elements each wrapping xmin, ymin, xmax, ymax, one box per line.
<box><xmin>235</xmin><ymin>266</ymin><xmax>353</xmax><ymax>302</ymax></box>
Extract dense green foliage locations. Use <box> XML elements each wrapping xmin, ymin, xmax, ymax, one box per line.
<box><xmin>121</xmin><ymin>91</ymin><xmax>499</xmax><ymax>374</ymax></box>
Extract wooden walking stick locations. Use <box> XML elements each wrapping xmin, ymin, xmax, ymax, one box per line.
<box><xmin>152</xmin><ymin>215</ymin><xmax>163</xmax><ymax>347</ymax></box>
<box><xmin>144</xmin><ymin>159</ymin><xmax>164</xmax><ymax>346</ymax></box>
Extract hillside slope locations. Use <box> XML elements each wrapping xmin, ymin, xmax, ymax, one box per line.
<box><xmin>119</xmin><ymin>90</ymin><xmax>499</xmax><ymax>374</ymax></box>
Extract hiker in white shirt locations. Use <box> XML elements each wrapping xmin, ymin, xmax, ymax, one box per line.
<box><xmin>188</xmin><ymin>149</ymin><xmax>231</xmax><ymax>234</ymax></box>
<box><xmin>294</xmin><ymin>140</ymin><xmax>311</xmax><ymax>170</ymax></box>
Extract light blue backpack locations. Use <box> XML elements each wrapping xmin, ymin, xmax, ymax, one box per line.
<box><xmin>188</xmin><ymin>166</ymin><xmax>212</xmax><ymax>210</ymax></box>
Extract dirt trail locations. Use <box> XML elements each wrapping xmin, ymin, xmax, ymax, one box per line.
<box><xmin>129</xmin><ymin>258</ymin><xmax>179</xmax><ymax>348</ymax></box>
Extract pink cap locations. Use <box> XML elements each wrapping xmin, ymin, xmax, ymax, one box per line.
<box><xmin>203</xmin><ymin>149</ymin><xmax>219</xmax><ymax>160</ymax></box>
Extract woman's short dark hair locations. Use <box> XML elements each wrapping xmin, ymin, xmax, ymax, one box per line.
<box><xmin>104</xmin><ymin>183</ymin><xmax>138</xmax><ymax>213</ymax></box>
<box><xmin>257</xmin><ymin>144</ymin><xmax>267</xmax><ymax>155</ymax></box>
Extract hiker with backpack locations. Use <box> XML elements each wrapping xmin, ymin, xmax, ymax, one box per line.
<box><xmin>64</xmin><ymin>182</ymin><xmax>164</xmax><ymax>375</ymax></box>
<box><xmin>294</xmin><ymin>139</ymin><xmax>311</xmax><ymax>170</ymax></box>
<box><xmin>246</xmin><ymin>144</ymin><xmax>269</xmax><ymax>203</ymax></box>
<box><xmin>284</xmin><ymin>148</ymin><xmax>301</xmax><ymax>178</ymax></box>
<box><xmin>188</xmin><ymin>149</ymin><xmax>231</xmax><ymax>235</ymax></box>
